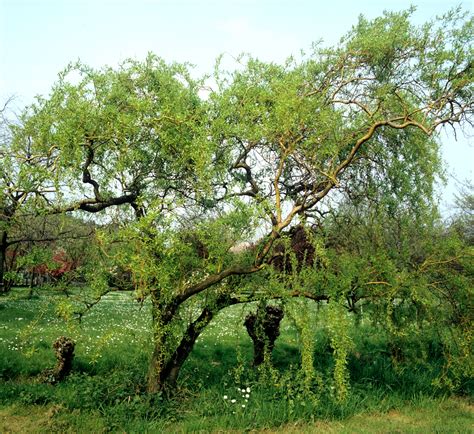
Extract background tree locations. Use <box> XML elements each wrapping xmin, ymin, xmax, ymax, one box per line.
<box><xmin>318</xmin><ymin>195</ymin><xmax>473</xmax><ymax>392</ymax></box>
<box><xmin>0</xmin><ymin>100</ymin><xmax>59</xmax><ymax>292</ymax></box>
<box><xmin>452</xmin><ymin>180</ymin><xmax>474</xmax><ymax>244</ymax></box>
<box><xmin>8</xmin><ymin>214</ymin><xmax>95</xmax><ymax>290</ymax></box>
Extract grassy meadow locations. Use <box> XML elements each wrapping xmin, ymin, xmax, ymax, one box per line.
<box><xmin>0</xmin><ymin>288</ymin><xmax>472</xmax><ymax>432</ymax></box>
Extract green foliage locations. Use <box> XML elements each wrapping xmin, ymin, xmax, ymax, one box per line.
<box><xmin>18</xmin><ymin>55</ymin><xmax>210</xmax><ymax>192</ymax></box>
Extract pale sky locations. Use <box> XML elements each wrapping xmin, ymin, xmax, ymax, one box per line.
<box><xmin>1</xmin><ymin>0</ymin><xmax>473</xmax><ymax>212</ymax></box>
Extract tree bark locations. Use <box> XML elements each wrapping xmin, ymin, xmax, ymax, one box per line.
<box><xmin>147</xmin><ymin>299</ymin><xmax>170</xmax><ymax>394</ymax></box>
<box><xmin>0</xmin><ymin>231</ymin><xmax>7</xmax><ymax>293</ymax></box>
<box><xmin>159</xmin><ymin>305</ymin><xmax>214</xmax><ymax>387</ymax></box>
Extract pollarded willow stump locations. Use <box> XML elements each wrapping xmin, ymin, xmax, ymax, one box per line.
<box><xmin>40</xmin><ymin>336</ymin><xmax>75</xmax><ymax>384</ymax></box>
<box><xmin>244</xmin><ymin>305</ymin><xmax>284</xmax><ymax>366</ymax></box>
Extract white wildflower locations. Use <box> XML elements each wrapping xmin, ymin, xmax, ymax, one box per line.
<box><xmin>246</xmin><ymin>387</ymin><xmax>251</xmax><ymax>393</ymax></box>
<box><xmin>223</xmin><ymin>395</ymin><xmax>228</xmax><ymax>400</ymax></box>
<box><xmin>231</xmin><ymin>399</ymin><xmax>236</xmax><ymax>403</ymax></box>
<box><xmin>242</xmin><ymin>404</ymin><xmax>246</xmax><ymax>408</ymax></box>
<box><xmin>245</xmin><ymin>394</ymin><xmax>249</xmax><ymax>398</ymax></box>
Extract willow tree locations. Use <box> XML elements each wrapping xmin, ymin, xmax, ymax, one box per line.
<box><xmin>16</xmin><ymin>8</ymin><xmax>473</xmax><ymax>393</ymax></box>
<box><xmin>118</xmin><ymin>8</ymin><xmax>472</xmax><ymax>393</ymax></box>
<box><xmin>1</xmin><ymin>111</ymin><xmax>96</xmax><ymax>291</ymax></box>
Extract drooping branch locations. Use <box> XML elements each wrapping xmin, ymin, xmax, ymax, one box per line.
<box><xmin>300</xmin><ymin>116</ymin><xmax>438</xmax><ymax>213</ymax></box>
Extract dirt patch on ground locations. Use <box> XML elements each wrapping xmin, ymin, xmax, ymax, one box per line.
<box><xmin>0</xmin><ymin>405</ymin><xmax>50</xmax><ymax>433</ymax></box>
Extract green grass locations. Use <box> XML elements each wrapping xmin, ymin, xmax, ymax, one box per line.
<box><xmin>0</xmin><ymin>288</ymin><xmax>472</xmax><ymax>432</ymax></box>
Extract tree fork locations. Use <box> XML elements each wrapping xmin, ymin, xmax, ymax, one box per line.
<box><xmin>147</xmin><ymin>294</ymin><xmax>239</xmax><ymax>393</ymax></box>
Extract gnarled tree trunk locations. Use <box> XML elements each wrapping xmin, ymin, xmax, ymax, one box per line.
<box><xmin>147</xmin><ymin>294</ymin><xmax>238</xmax><ymax>393</ymax></box>
<box><xmin>245</xmin><ymin>304</ymin><xmax>284</xmax><ymax>366</ymax></box>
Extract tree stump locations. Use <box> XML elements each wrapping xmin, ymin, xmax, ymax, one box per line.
<box><xmin>40</xmin><ymin>336</ymin><xmax>75</xmax><ymax>384</ymax></box>
<box><xmin>245</xmin><ymin>305</ymin><xmax>284</xmax><ymax>366</ymax></box>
